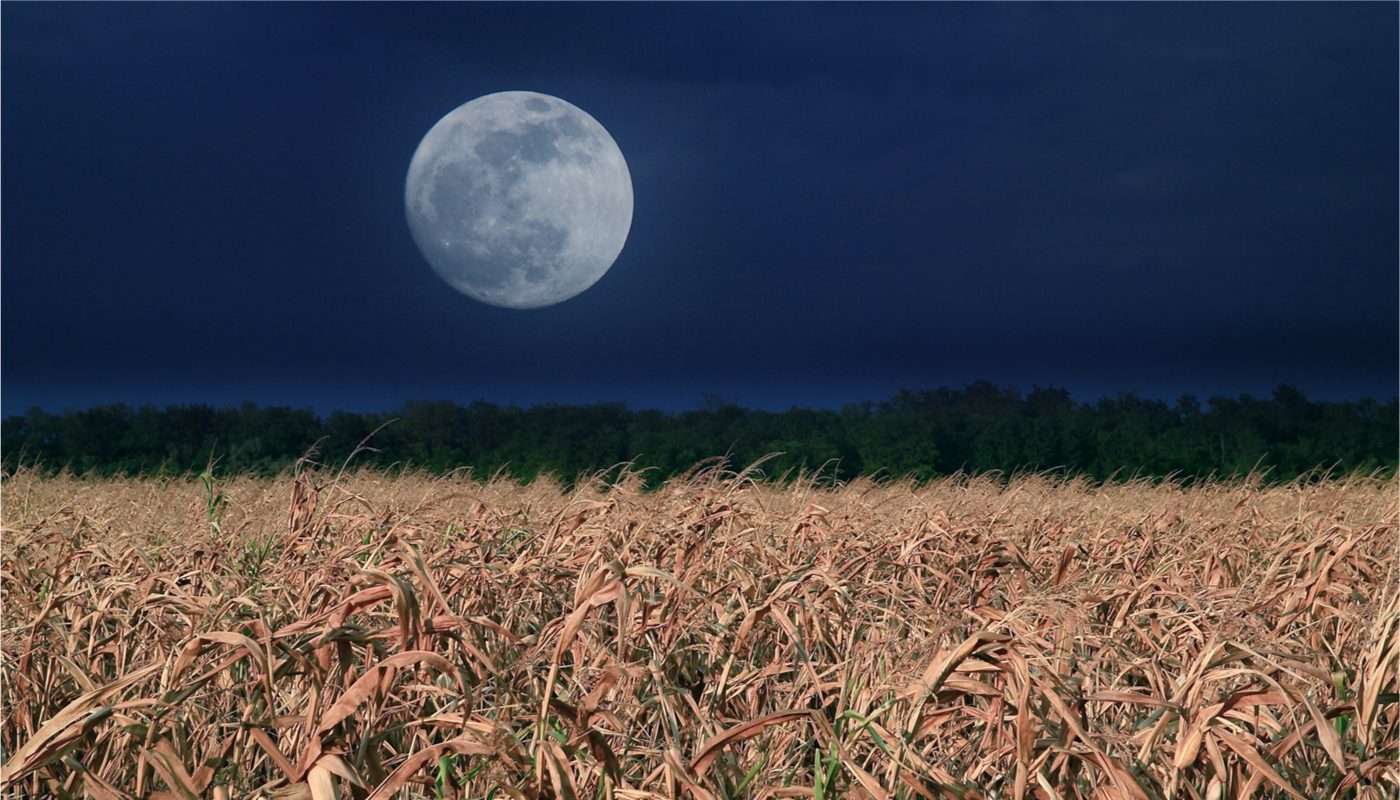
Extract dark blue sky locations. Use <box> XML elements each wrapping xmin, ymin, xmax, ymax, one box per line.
<box><xmin>4</xmin><ymin>3</ymin><xmax>1396</xmax><ymax>414</ymax></box>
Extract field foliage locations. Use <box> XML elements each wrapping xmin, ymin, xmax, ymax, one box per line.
<box><xmin>2</xmin><ymin>464</ymin><xmax>1396</xmax><ymax>799</ymax></box>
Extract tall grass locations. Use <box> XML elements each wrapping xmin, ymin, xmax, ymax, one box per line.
<box><xmin>1</xmin><ymin>464</ymin><xmax>1395</xmax><ymax>798</ymax></box>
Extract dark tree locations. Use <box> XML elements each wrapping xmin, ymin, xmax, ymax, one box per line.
<box><xmin>3</xmin><ymin>384</ymin><xmax>1394</xmax><ymax>483</ymax></box>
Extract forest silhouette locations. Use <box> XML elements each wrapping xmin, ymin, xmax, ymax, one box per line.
<box><xmin>3</xmin><ymin>382</ymin><xmax>1394</xmax><ymax>483</ymax></box>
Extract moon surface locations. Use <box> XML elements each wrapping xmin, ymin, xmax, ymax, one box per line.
<box><xmin>405</xmin><ymin>91</ymin><xmax>633</xmax><ymax>309</ymax></box>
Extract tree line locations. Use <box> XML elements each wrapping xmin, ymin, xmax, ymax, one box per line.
<box><xmin>2</xmin><ymin>382</ymin><xmax>1394</xmax><ymax>483</ymax></box>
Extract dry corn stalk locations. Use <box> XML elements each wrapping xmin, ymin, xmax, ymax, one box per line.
<box><xmin>1</xmin><ymin>465</ymin><xmax>1395</xmax><ymax>798</ymax></box>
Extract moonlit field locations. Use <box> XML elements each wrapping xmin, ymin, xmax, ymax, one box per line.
<box><xmin>4</xmin><ymin>4</ymin><xmax>1396</xmax><ymax>800</ymax></box>
<box><xmin>2</xmin><ymin>465</ymin><xmax>1395</xmax><ymax>799</ymax></box>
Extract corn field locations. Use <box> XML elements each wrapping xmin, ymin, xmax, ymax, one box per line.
<box><xmin>2</xmin><ymin>463</ymin><xmax>1396</xmax><ymax>799</ymax></box>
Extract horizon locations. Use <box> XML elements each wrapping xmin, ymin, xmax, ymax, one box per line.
<box><xmin>6</xmin><ymin>379</ymin><xmax>1394</xmax><ymax>485</ymax></box>
<box><xmin>6</xmin><ymin>379</ymin><xmax>1395</xmax><ymax>421</ymax></box>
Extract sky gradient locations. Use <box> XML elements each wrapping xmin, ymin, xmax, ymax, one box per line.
<box><xmin>3</xmin><ymin>3</ymin><xmax>1396</xmax><ymax>414</ymax></box>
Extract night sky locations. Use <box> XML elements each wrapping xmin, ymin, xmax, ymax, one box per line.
<box><xmin>3</xmin><ymin>3</ymin><xmax>1396</xmax><ymax>415</ymax></box>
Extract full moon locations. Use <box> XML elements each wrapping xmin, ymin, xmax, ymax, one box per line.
<box><xmin>404</xmin><ymin>91</ymin><xmax>633</xmax><ymax>309</ymax></box>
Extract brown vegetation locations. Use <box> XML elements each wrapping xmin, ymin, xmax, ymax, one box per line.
<box><xmin>2</xmin><ymin>464</ymin><xmax>1396</xmax><ymax>798</ymax></box>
